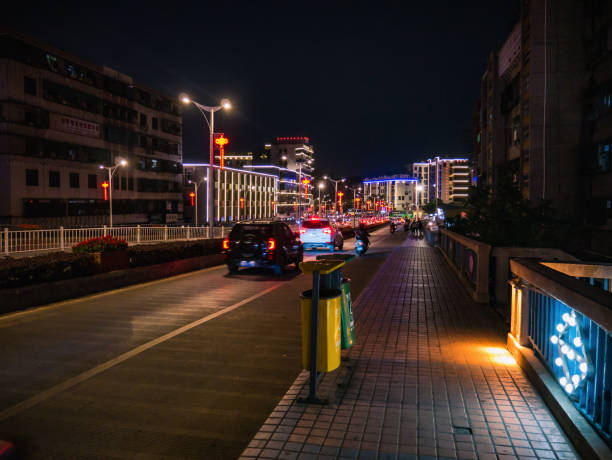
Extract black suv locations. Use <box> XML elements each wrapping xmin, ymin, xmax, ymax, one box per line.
<box><xmin>223</xmin><ymin>221</ymin><xmax>304</xmax><ymax>274</ymax></box>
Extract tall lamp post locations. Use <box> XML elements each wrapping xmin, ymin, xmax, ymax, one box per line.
<box><xmin>317</xmin><ymin>182</ymin><xmax>325</xmax><ymax>215</ymax></box>
<box><xmin>99</xmin><ymin>159</ymin><xmax>127</xmax><ymax>228</ymax></box>
<box><xmin>344</xmin><ymin>185</ymin><xmax>362</xmax><ymax>228</ymax></box>
<box><xmin>323</xmin><ymin>176</ymin><xmax>345</xmax><ymax>216</ymax></box>
<box><xmin>416</xmin><ymin>184</ymin><xmax>424</xmax><ymax>218</ymax></box>
<box><xmin>188</xmin><ymin>178</ymin><xmax>207</xmax><ymax>227</ymax></box>
<box><xmin>180</xmin><ymin>93</ymin><xmax>231</xmax><ymax>237</ymax></box>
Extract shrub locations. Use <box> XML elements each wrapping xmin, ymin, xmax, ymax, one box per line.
<box><xmin>128</xmin><ymin>239</ymin><xmax>223</xmax><ymax>267</ymax></box>
<box><xmin>72</xmin><ymin>236</ymin><xmax>128</xmax><ymax>254</ymax></box>
<box><xmin>0</xmin><ymin>252</ymin><xmax>98</xmax><ymax>289</ymax></box>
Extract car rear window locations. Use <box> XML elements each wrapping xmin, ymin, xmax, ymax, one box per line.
<box><xmin>229</xmin><ymin>224</ymin><xmax>271</xmax><ymax>239</ymax></box>
<box><xmin>303</xmin><ymin>220</ymin><xmax>330</xmax><ymax>229</ymax></box>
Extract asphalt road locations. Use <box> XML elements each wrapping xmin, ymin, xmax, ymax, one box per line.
<box><xmin>0</xmin><ymin>227</ymin><xmax>407</xmax><ymax>459</ymax></box>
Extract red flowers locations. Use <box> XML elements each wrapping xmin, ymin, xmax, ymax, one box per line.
<box><xmin>72</xmin><ymin>236</ymin><xmax>128</xmax><ymax>254</ymax></box>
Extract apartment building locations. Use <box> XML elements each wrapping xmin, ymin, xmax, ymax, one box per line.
<box><xmin>0</xmin><ymin>32</ymin><xmax>183</xmax><ymax>226</ymax></box>
<box><xmin>362</xmin><ymin>175</ymin><xmax>419</xmax><ymax>213</ymax></box>
<box><xmin>474</xmin><ymin>0</ymin><xmax>612</xmax><ymax>253</ymax></box>
<box><xmin>248</xmin><ymin>137</ymin><xmax>314</xmax><ymax>216</ymax></box>
<box><xmin>412</xmin><ymin>157</ymin><xmax>471</xmax><ymax>205</ymax></box>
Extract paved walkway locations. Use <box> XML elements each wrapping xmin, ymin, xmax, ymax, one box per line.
<box><xmin>241</xmin><ymin>238</ymin><xmax>579</xmax><ymax>460</ymax></box>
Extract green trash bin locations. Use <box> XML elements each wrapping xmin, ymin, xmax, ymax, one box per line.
<box><xmin>340</xmin><ymin>279</ymin><xmax>356</xmax><ymax>349</ymax></box>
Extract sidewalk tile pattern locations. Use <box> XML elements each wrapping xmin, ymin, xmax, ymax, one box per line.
<box><xmin>241</xmin><ymin>239</ymin><xmax>580</xmax><ymax>459</ymax></box>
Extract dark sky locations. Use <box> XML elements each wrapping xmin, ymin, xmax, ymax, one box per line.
<box><xmin>5</xmin><ymin>1</ymin><xmax>519</xmax><ymax>178</ymax></box>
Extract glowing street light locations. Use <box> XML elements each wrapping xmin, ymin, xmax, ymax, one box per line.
<box><xmin>99</xmin><ymin>159</ymin><xmax>127</xmax><ymax>227</ymax></box>
<box><xmin>323</xmin><ymin>176</ymin><xmax>345</xmax><ymax>215</ymax></box>
<box><xmin>188</xmin><ymin>178</ymin><xmax>207</xmax><ymax>227</ymax></box>
<box><xmin>180</xmin><ymin>93</ymin><xmax>231</xmax><ymax>235</ymax></box>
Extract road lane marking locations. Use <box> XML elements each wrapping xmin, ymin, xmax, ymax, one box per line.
<box><xmin>0</xmin><ymin>263</ymin><xmax>226</xmax><ymax>325</ymax></box>
<box><xmin>0</xmin><ymin>281</ymin><xmax>284</xmax><ymax>422</ymax></box>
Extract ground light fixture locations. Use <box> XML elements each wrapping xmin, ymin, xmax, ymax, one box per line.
<box><xmin>550</xmin><ymin>310</ymin><xmax>590</xmax><ymax>394</ymax></box>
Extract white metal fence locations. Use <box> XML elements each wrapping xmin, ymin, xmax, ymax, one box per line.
<box><xmin>2</xmin><ymin>226</ymin><xmax>229</xmax><ymax>256</ymax></box>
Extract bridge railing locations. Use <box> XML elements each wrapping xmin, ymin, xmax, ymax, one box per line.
<box><xmin>509</xmin><ymin>258</ymin><xmax>612</xmax><ymax>448</ymax></box>
<box><xmin>2</xmin><ymin>225</ymin><xmax>227</xmax><ymax>255</ymax></box>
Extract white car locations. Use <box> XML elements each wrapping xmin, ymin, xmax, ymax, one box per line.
<box><xmin>299</xmin><ymin>218</ymin><xmax>344</xmax><ymax>251</ymax></box>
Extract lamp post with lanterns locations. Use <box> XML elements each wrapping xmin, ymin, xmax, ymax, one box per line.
<box><xmin>323</xmin><ymin>176</ymin><xmax>345</xmax><ymax>216</ymax></box>
<box><xmin>99</xmin><ymin>159</ymin><xmax>127</xmax><ymax>228</ymax></box>
<box><xmin>188</xmin><ymin>178</ymin><xmax>207</xmax><ymax>227</ymax></box>
<box><xmin>180</xmin><ymin>93</ymin><xmax>231</xmax><ymax>236</ymax></box>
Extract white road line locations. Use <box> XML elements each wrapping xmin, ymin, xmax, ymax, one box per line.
<box><xmin>0</xmin><ymin>282</ymin><xmax>284</xmax><ymax>422</ymax></box>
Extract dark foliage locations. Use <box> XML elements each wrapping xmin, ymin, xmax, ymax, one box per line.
<box><xmin>128</xmin><ymin>239</ymin><xmax>223</xmax><ymax>267</ymax></box>
<box><xmin>0</xmin><ymin>252</ymin><xmax>98</xmax><ymax>289</ymax></box>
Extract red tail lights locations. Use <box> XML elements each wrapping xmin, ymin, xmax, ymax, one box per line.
<box><xmin>323</xmin><ymin>228</ymin><xmax>333</xmax><ymax>234</ymax></box>
<box><xmin>222</xmin><ymin>238</ymin><xmax>230</xmax><ymax>250</ymax></box>
<box><xmin>299</xmin><ymin>229</ymin><xmax>307</xmax><ymax>234</ymax></box>
<box><xmin>268</xmin><ymin>238</ymin><xmax>276</xmax><ymax>250</ymax></box>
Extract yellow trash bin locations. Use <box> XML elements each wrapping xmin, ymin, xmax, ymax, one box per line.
<box><xmin>300</xmin><ymin>289</ymin><xmax>342</xmax><ymax>372</ymax></box>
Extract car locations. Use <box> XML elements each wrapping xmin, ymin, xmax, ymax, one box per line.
<box><xmin>223</xmin><ymin>221</ymin><xmax>303</xmax><ymax>274</ymax></box>
<box><xmin>299</xmin><ymin>218</ymin><xmax>344</xmax><ymax>251</ymax></box>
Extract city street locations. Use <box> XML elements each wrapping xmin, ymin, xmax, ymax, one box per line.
<box><xmin>0</xmin><ymin>227</ymin><xmax>401</xmax><ymax>459</ymax></box>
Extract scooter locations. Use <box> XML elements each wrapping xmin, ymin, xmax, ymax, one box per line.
<box><xmin>355</xmin><ymin>237</ymin><xmax>368</xmax><ymax>256</ymax></box>
<box><xmin>390</xmin><ymin>223</ymin><xmax>396</xmax><ymax>234</ymax></box>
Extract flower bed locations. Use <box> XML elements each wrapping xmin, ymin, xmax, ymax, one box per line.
<box><xmin>72</xmin><ymin>236</ymin><xmax>128</xmax><ymax>254</ymax></box>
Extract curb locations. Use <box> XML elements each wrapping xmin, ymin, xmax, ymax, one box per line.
<box><xmin>507</xmin><ymin>333</ymin><xmax>612</xmax><ymax>460</ymax></box>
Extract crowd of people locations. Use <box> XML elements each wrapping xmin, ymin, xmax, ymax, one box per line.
<box><xmin>390</xmin><ymin>217</ymin><xmax>425</xmax><ymax>238</ymax></box>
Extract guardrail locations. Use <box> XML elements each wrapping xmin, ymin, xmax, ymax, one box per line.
<box><xmin>508</xmin><ymin>259</ymin><xmax>612</xmax><ymax>454</ymax></box>
<box><xmin>438</xmin><ymin>229</ymin><xmax>491</xmax><ymax>303</ymax></box>
<box><xmin>2</xmin><ymin>225</ymin><xmax>228</xmax><ymax>256</ymax></box>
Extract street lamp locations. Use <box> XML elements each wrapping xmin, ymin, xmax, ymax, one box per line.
<box><xmin>99</xmin><ymin>159</ymin><xmax>127</xmax><ymax>228</ymax></box>
<box><xmin>188</xmin><ymin>178</ymin><xmax>207</xmax><ymax>227</ymax></box>
<box><xmin>322</xmin><ymin>176</ymin><xmax>345</xmax><ymax>215</ymax></box>
<box><xmin>416</xmin><ymin>184</ymin><xmax>424</xmax><ymax>217</ymax></box>
<box><xmin>180</xmin><ymin>93</ymin><xmax>231</xmax><ymax>236</ymax></box>
<box><xmin>317</xmin><ymin>182</ymin><xmax>325</xmax><ymax>215</ymax></box>
<box><xmin>344</xmin><ymin>185</ymin><xmax>362</xmax><ymax>228</ymax></box>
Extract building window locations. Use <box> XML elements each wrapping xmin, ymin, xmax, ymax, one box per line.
<box><xmin>597</xmin><ymin>143</ymin><xmax>611</xmax><ymax>172</ymax></box>
<box><xmin>24</xmin><ymin>76</ymin><xmax>37</xmax><ymax>95</ymax></box>
<box><xmin>152</xmin><ymin>117</ymin><xmax>158</xmax><ymax>129</ymax></box>
<box><xmin>49</xmin><ymin>171</ymin><xmax>60</xmax><ymax>187</ymax></box>
<box><xmin>88</xmin><ymin>174</ymin><xmax>97</xmax><ymax>189</ymax></box>
<box><xmin>128</xmin><ymin>177</ymin><xmax>134</xmax><ymax>191</ymax></box>
<box><xmin>140</xmin><ymin>113</ymin><xmax>147</xmax><ymax>129</ymax></box>
<box><xmin>121</xmin><ymin>177</ymin><xmax>127</xmax><ymax>190</ymax></box>
<box><xmin>69</xmin><ymin>172</ymin><xmax>80</xmax><ymax>188</ymax></box>
<box><xmin>26</xmin><ymin>169</ymin><xmax>39</xmax><ymax>186</ymax></box>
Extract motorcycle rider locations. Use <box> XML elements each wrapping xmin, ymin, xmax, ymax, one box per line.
<box><xmin>390</xmin><ymin>220</ymin><xmax>397</xmax><ymax>233</ymax></box>
<box><xmin>356</xmin><ymin>222</ymin><xmax>371</xmax><ymax>250</ymax></box>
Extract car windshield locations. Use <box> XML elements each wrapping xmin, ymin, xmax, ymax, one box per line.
<box><xmin>303</xmin><ymin>220</ymin><xmax>330</xmax><ymax>229</ymax></box>
<box><xmin>229</xmin><ymin>224</ymin><xmax>271</xmax><ymax>239</ymax></box>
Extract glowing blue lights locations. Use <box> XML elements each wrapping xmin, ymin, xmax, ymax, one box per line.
<box><xmin>550</xmin><ymin>310</ymin><xmax>590</xmax><ymax>395</ymax></box>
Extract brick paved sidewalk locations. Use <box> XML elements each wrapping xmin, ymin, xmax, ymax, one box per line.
<box><xmin>241</xmin><ymin>239</ymin><xmax>579</xmax><ymax>460</ymax></box>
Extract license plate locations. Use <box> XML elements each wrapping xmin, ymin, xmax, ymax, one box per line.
<box><xmin>240</xmin><ymin>260</ymin><xmax>256</xmax><ymax>267</ymax></box>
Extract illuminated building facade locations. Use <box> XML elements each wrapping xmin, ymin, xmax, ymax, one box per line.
<box><xmin>248</xmin><ymin>137</ymin><xmax>314</xmax><ymax>216</ymax></box>
<box><xmin>0</xmin><ymin>32</ymin><xmax>184</xmax><ymax>226</ymax></box>
<box><xmin>362</xmin><ymin>175</ymin><xmax>419</xmax><ymax>213</ymax></box>
<box><xmin>183</xmin><ymin>164</ymin><xmax>277</xmax><ymax>223</ymax></box>
<box><xmin>412</xmin><ymin>157</ymin><xmax>470</xmax><ymax>204</ymax></box>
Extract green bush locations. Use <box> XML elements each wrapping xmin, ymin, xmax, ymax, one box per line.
<box><xmin>128</xmin><ymin>239</ymin><xmax>223</xmax><ymax>267</ymax></box>
<box><xmin>0</xmin><ymin>252</ymin><xmax>98</xmax><ymax>289</ymax></box>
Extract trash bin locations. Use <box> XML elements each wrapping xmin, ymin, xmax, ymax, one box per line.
<box><xmin>300</xmin><ymin>288</ymin><xmax>342</xmax><ymax>372</ymax></box>
<box><xmin>340</xmin><ymin>279</ymin><xmax>356</xmax><ymax>349</ymax></box>
<box><xmin>315</xmin><ymin>254</ymin><xmax>356</xmax><ymax>349</ymax></box>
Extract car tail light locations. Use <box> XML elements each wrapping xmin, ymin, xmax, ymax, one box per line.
<box><xmin>323</xmin><ymin>228</ymin><xmax>332</xmax><ymax>234</ymax></box>
<box><xmin>299</xmin><ymin>229</ymin><xmax>307</xmax><ymax>234</ymax></box>
<box><xmin>268</xmin><ymin>238</ymin><xmax>276</xmax><ymax>250</ymax></box>
<box><xmin>222</xmin><ymin>238</ymin><xmax>230</xmax><ymax>250</ymax></box>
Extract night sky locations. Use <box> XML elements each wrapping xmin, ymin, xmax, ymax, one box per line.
<box><xmin>5</xmin><ymin>1</ymin><xmax>519</xmax><ymax>178</ymax></box>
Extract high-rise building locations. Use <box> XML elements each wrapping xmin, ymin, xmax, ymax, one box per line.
<box><xmin>474</xmin><ymin>1</ymin><xmax>612</xmax><ymax>253</ymax></box>
<box><xmin>0</xmin><ymin>32</ymin><xmax>183</xmax><ymax>226</ymax></box>
<box><xmin>247</xmin><ymin>137</ymin><xmax>314</xmax><ymax>216</ymax></box>
<box><xmin>412</xmin><ymin>157</ymin><xmax>471</xmax><ymax>205</ymax></box>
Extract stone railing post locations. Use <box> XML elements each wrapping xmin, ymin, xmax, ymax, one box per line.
<box><xmin>510</xmin><ymin>282</ymin><xmax>530</xmax><ymax>346</ymax></box>
<box><xmin>4</xmin><ymin>228</ymin><xmax>8</xmax><ymax>255</ymax></box>
<box><xmin>136</xmin><ymin>225</ymin><xmax>141</xmax><ymax>244</ymax></box>
<box><xmin>164</xmin><ymin>225</ymin><xmax>168</xmax><ymax>241</ymax></box>
<box><xmin>60</xmin><ymin>226</ymin><xmax>65</xmax><ymax>251</ymax></box>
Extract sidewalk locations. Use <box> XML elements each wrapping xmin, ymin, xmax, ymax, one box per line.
<box><xmin>240</xmin><ymin>238</ymin><xmax>580</xmax><ymax>460</ymax></box>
